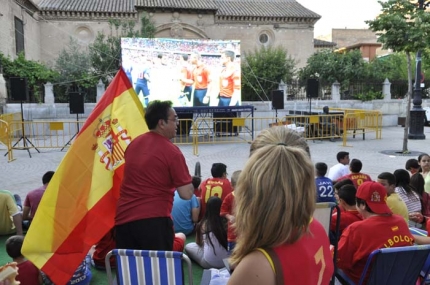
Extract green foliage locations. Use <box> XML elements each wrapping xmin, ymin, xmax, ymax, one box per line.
<box><xmin>299</xmin><ymin>49</ymin><xmax>367</xmax><ymax>90</ymax></box>
<box><xmin>0</xmin><ymin>52</ymin><xmax>58</xmax><ymax>103</ymax></box>
<box><xmin>354</xmin><ymin>90</ymin><xmax>384</xmax><ymax>101</ymax></box>
<box><xmin>366</xmin><ymin>52</ymin><xmax>408</xmax><ymax>81</ymax></box>
<box><xmin>89</xmin><ymin>14</ymin><xmax>156</xmax><ymax>84</ymax></box>
<box><xmin>241</xmin><ymin>46</ymin><xmax>297</xmax><ymax>101</ymax></box>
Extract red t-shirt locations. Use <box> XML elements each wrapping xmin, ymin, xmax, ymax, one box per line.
<box><xmin>261</xmin><ymin>219</ymin><xmax>334</xmax><ymax>285</ymax></box>
<box><xmin>220</xmin><ymin>192</ymin><xmax>236</xmax><ymax>242</ymax></box>
<box><xmin>219</xmin><ymin>65</ymin><xmax>239</xmax><ymax>98</ymax></box>
<box><xmin>337</xmin><ymin>214</ymin><xmax>414</xmax><ymax>284</ymax></box>
<box><xmin>23</xmin><ymin>185</ymin><xmax>46</xmax><ymax>219</ymax></box>
<box><xmin>193</xmin><ymin>64</ymin><xmax>210</xmax><ymax>89</ymax></box>
<box><xmin>17</xmin><ymin>260</ymin><xmax>40</xmax><ymax>285</ymax></box>
<box><xmin>115</xmin><ymin>132</ymin><xmax>192</xmax><ymax>225</ymax></box>
<box><xmin>330</xmin><ymin>209</ymin><xmax>362</xmax><ymax>233</ymax></box>
<box><xmin>199</xmin><ymin>177</ymin><xmax>232</xmax><ymax>220</ymax></box>
<box><xmin>337</xmin><ymin>173</ymin><xmax>372</xmax><ymax>189</ymax></box>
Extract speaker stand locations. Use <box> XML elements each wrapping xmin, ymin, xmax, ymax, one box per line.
<box><xmin>309</xmin><ymin>97</ymin><xmax>312</xmax><ymax>114</ymax></box>
<box><xmin>275</xmin><ymin>108</ymin><xmax>279</xmax><ymax>120</ymax></box>
<box><xmin>61</xmin><ymin>113</ymin><xmax>80</xmax><ymax>151</ymax></box>
<box><xmin>4</xmin><ymin>100</ymin><xmax>40</xmax><ymax>158</ymax></box>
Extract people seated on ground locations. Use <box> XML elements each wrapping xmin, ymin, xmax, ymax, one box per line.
<box><xmin>394</xmin><ymin>169</ymin><xmax>422</xmax><ymax>228</ymax></box>
<box><xmin>405</xmin><ymin>158</ymin><xmax>420</xmax><ymax>176</ymax></box>
<box><xmin>327</xmin><ymin>151</ymin><xmax>350</xmax><ymax>182</ymax></box>
<box><xmin>418</xmin><ymin>153</ymin><xmax>430</xmax><ymax>193</ymax></box>
<box><xmin>411</xmin><ymin>173</ymin><xmax>430</xmax><ymax>216</ymax></box>
<box><xmin>330</xmin><ymin>184</ymin><xmax>362</xmax><ymax>243</ymax></box>
<box><xmin>220</xmin><ymin>170</ymin><xmax>241</xmax><ymax>254</ymax></box>
<box><xmin>22</xmin><ymin>171</ymin><xmax>55</xmax><ymax>229</ymax></box>
<box><xmin>314</xmin><ymin>162</ymin><xmax>335</xmax><ymax>203</ymax></box>
<box><xmin>0</xmin><ymin>190</ymin><xmax>23</xmax><ymax>236</ymax></box>
<box><xmin>377</xmin><ymin>172</ymin><xmax>409</xmax><ymax>223</ymax></box>
<box><xmin>199</xmin><ymin>163</ymin><xmax>233</xmax><ymax>220</ymax></box>
<box><xmin>172</xmin><ymin>189</ymin><xmax>200</xmax><ymax>236</ymax></box>
<box><xmin>227</xmin><ymin>127</ymin><xmax>333</xmax><ymax>285</ymax></box>
<box><xmin>337</xmin><ymin>181</ymin><xmax>414</xmax><ymax>284</ymax></box>
<box><xmin>5</xmin><ymin>235</ymin><xmax>42</xmax><ymax>285</ymax></box>
<box><xmin>337</xmin><ymin>158</ymin><xmax>372</xmax><ymax>188</ymax></box>
<box><xmin>185</xmin><ymin>196</ymin><xmax>228</xmax><ymax>269</ymax></box>
<box><xmin>91</xmin><ymin>229</ymin><xmax>116</xmax><ymax>270</ymax></box>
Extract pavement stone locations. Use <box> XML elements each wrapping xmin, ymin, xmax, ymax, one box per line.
<box><xmin>1</xmin><ymin>126</ymin><xmax>430</xmax><ymax>200</ymax></box>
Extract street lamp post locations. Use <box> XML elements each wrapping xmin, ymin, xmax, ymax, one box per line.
<box><xmin>408</xmin><ymin>0</ymin><xmax>428</xmax><ymax>139</ymax></box>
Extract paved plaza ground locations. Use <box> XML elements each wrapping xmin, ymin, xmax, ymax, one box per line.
<box><xmin>1</xmin><ymin>126</ymin><xmax>430</xmax><ymax>199</ymax></box>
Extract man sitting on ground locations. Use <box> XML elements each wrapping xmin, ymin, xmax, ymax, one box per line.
<box><xmin>337</xmin><ymin>158</ymin><xmax>372</xmax><ymax>188</ymax></box>
<box><xmin>328</xmin><ymin>151</ymin><xmax>350</xmax><ymax>182</ymax></box>
<box><xmin>377</xmin><ymin>172</ymin><xmax>409</xmax><ymax>223</ymax></box>
<box><xmin>0</xmin><ymin>190</ymin><xmax>22</xmax><ymax>236</ymax></box>
<box><xmin>315</xmin><ymin>162</ymin><xmax>336</xmax><ymax>203</ymax></box>
<box><xmin>337</xmin><ymin>181</ymin><xmax>413</xmax><ymax>284</ymax></box>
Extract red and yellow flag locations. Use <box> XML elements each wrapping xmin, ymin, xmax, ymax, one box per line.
<box><xmin>22</xmin><ymin>69</ymin><xmax>147</xmax><ymax>284</ymax></box>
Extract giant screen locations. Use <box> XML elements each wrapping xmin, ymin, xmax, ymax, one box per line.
<box><xmin>121</xmin><ymin>38</ymin><xmax>241</xmax><ymax>107</ymax></box>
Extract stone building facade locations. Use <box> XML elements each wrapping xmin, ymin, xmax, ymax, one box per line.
<box><xmin>1</xmin><ymin>0</ymin><xmax>321</xmax><ymax>68</ymax></box>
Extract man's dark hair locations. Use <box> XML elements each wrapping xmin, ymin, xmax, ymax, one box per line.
<box><xmin>405</xmin><ymin>159</ymin><xmax>419</xmax><ymax>171</ymax></box>
<box><xmin>334</xmin><ymin>179</ymin><xmax>354</xmax><ymax>190</ymax></box>
<box><xmin>211</xmin><ymin>163</ymin><xmax>227</xmax><ymax>178</ymax></box>
<box><xmin>144</xmin><ymin>100</ymin><xmax>173</xmax><ymax>130</ymax></box>
<box><xmin>42</xmin><ymin>171</ymin><xmax>55</xmax><ymax>185</ymax></box>
<box><xmin>315</xmin><ymin>162</ymin><xmax>328</xmax><ymax>177</ymax></box>
<box><xmin>192</xmin><ymin>176</ymin><xmax>201</xmax><ymax>189</ymax></box>
<box><xmin>336</xmin><ymin>151</ymin><xmax>349</xmax><ymax>162</ymax></box>
<box><xmin>323</xmin><ymin>106</ymin><xmax>329</xmax><ymax>114</ymax></box>
<box><xmin>5</xmin><ymin>235</ymin><xmax>24</xmax><ymax>259</ymax></box>
<box><xmin>223</xmin><ymin>50</ymin><xmax>235</xmax><ymax>62</ymax></box>
<box><xmin>356</xmin><ymin>197</ymin><xmax>374</xmax><ymax>213</ymax></box>
<box><xmin>157</xmin><ymin>53</ymin><xmax>164</xmax><ymax>59</ymax></box>
<box><xmin>338</xmin><ymin>185</ymin><xmax>357</xmax><ymax>206</ymax></box>
<box><xmin>181</xmin><ymin>54</ymin><xmax>188</xmax><ymax>61</ymax></box>
<box><xmin>349</xmin><ymin>159</ymin><xmax>362</xmax><ymax>173</ymax></box>
<box><xmin>377</xmin><ymin>172</ymin><xmax>396</xmax><ymax>186</ymax></box>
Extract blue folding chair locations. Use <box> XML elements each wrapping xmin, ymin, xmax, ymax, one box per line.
<box><xmin>105</xmin><ymin>249</ymin><xmax>193</xmax><ymax>285</ymax></box>
<box><xmin>336</xmin><ymin>245</ymin><xmax>430</xmax><ymax>285</ymax></box>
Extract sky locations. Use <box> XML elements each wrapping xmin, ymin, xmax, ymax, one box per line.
<box><xmin>297</xmin><ymin>0</ymin><xmax>385</xmax><ymax>38</ymax></box>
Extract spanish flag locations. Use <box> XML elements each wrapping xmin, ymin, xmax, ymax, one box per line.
<box><xmin>22</xmin><ymin>69</ymin><xmax>147</xmax><ymax>284</ymax></box>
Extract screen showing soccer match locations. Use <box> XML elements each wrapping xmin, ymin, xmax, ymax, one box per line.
<box><xmin>121</xmin><ymin>38</ymin><xmax>241</xmax><ymax>108</ymax></box>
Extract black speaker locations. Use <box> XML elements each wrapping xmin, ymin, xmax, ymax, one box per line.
<box><xmin>10</xmin><ymin>77</ymin><xmax>29</xmax><ymax>101</ymax></box>
<box><xmin>69</xmin><ymin>92</ymin><xmax>85</xmax><ymax>114</ymax></box>
<box><xmin>272</xmin><ymin>90</ymin><xmax>284</xmax><ymax>110</ymax></box>
<box><xmin>306</xmin><ymin>78</ymin><xmax>319</xmax><ymax>98</ymax></box>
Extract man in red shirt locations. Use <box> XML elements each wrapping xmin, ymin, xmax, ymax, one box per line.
<box><xmin>337</xmin><ymin>158</ymin><xmax>372</xmax><ymax>188</ymax></box>
<box><xmin>115</xmin><ymin>100</ymin><xmax>194</xmax><ymax>251</ymax></box>
<box><xmin>217</xmin><ymin>50</ymin><xmax>240</xmax><ymax>107</ymax></box>
<box><xmin>190</xmin><ymin>52</ymin><xmax>211</xmax><ymax>106</ymax></box>
<box><xmin>199</xmin><ymin>163</ymin><xmax>232</xmax><ymax>220</ymax></box>
<box><xmin>337</xmin><ymin>181</ymin><xmax>414</xmax><ymax>284</ymax></box>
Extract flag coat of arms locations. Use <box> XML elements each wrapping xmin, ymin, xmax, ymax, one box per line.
<box><xmin>22</xmin><ymin>69</ymin><xmax>148</xmax><ymax>284</ymax></box>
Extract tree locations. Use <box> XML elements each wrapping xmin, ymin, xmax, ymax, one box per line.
<box><xmin>241</xmin><ymin>46</ymin><xmax>297</xmax><ymax>101</ymax></box>
<box><xmin>89</xmin><ymin>14</ymin><xmax>156</xmax><ymax>84</ymax></box>
<box><xmin>54</xmin><ymin>38</ymin><xmax>97</xmax><ymax>102</ymax></box>
<box><xmin>366</xmin><ymin>0</ymin><xmax>430</xmax><ymax>152</ymax></box>
<box><xmin>0</xmin><ymin>52</ymin><xmax>57</xmax><ymax>103</ymax></box>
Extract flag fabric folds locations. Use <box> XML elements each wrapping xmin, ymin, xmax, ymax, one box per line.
<box><xmin>22</xmin><ymin>68</ymin><xmax>148</xmax><ymax>284</ymax></box>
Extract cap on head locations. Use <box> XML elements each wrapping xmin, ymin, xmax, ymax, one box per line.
<box><xmin>356</xmin><ymin>181</ymin><xmax>392</xmax><ymax>215</ymax></box>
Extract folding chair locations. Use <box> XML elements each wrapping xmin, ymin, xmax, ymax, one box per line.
<box><xmin>314</xmin><ymin>202</ymin><xmax>341</xmax><ymax>285</ymax></box>
<box><xmin>105</xmin><ymin>249</ymin><xmax>193</xmax><ymax>285</ymax></box>
<box><xmin>336</xmin><ymin>244</ymin><xmax>430</xmax><ymax>285</ymax></box>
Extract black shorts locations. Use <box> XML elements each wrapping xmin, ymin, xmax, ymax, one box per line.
<box><xmin>115</xmin><ymin>217</ymin><xmax>174</xmax><ymax>250</ymax></box>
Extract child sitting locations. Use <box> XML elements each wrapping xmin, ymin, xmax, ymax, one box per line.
<box><xmin>5</xmin><ymin>235</ymin><xmax>42</xmax><ymax>285</ymax></box>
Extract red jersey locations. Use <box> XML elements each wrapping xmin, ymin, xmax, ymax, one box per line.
<box><xmin>259</xmin><ymin>219</ymin><xmax>334</xmax><ymax>285</ymax></box>
<box><xmin>199</xmin><ymin>177</ymin><xmax>233</xmax><ymax>220</ymax></box>
<box><xmin>330</xmin><ymin>209</ymin><xmax>362</xmax><ymax>233</ymax></box>
<box><xmin>93</xmin><ymin>229</ymin><xmax>116</xmax><ymax>268</ymax></box>
<box><xmin>180</xmin><ymin>65</ymin><xmax>193</xmax><ymax>88</ymax></box>
<box><xmin>193</xmin><ymin>64</ymin><xmax>210</xmax><ymax>89</ymax></box>
<box><xmin>17</xmin><ymin>260</ymin><xmax>40</xmax><ymax>285</ymax></box>
<box><xmin>220</xmin><ymin>192</ymin><xmax>236</xmax><ymax>242</ymax></box>
<box><xmin>337</xmin><ymin>172</ymin><xmax>372</xmax><ymax>188</ymax></box>
<box><xmin>337</xmin><ymin>215</ymin><xmax>414</xmax><ymax>284</ymax></box>
<box><xmin>219</xmin><ymin>65</ymin><xmax>240</xmax><ymax>98</ymax></box>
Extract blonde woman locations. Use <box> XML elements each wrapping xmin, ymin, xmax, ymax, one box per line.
<box><xmin>227</xmin><ymin>127</ymin><xmax>333</xmax><ymax>285</ymax></box>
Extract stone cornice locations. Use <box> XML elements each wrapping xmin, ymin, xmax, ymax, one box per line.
<box><xmin>38</xmin><ymin>11</ymin><xmax>137</xmax><ymax>20</ymax></box>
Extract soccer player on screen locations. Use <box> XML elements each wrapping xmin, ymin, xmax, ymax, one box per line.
<box><xmin>218</xmin><ymin>50</ymin><xmax>241</xmax><ymax>107</ymax></box>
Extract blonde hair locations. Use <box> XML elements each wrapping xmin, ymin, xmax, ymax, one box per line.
<box><xmin>230</xmin><ymin>170</ymin><xmax>242</xmax><ymax>187</ymax></box>
<box><xmin>230</xmin><ymin>127</ymin><xmax>315</xmax><ymax>266</ymax></box>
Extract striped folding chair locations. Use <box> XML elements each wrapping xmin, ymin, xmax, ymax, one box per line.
<box><xmin>105</xmin><ymin>249</ymin><xmax>193</xmax><ymax>285</ymax></box>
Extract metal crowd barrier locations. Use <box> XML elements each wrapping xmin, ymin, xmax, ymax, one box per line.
<box><xmin>1</xmin><ymin>110</ymin><xmax>383</xmax><ymax>160</ymax></box>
